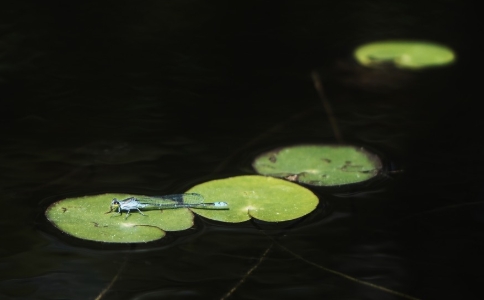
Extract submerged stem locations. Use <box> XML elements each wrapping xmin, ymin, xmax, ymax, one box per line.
<box><xmin>95</xmin><ymin>258</ymin><xmax>127</xmax><ymax>300</ymax></box>
<box><xmin>311</xmin><ymin>70</ymin><xmax>344</xmax><ymax>143</ymax></box>
<box><xmin>220</xmin><ymin>243</ymin><xmax>274</xmax><ymax>300</ymax></box>
<box><xmin>267</xmin><ymin>233</ymin><xmax>420</xmax><ymax>300</ymax></box>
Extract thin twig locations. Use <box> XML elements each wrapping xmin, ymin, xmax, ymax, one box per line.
<box><xmin>212</xmin><ymin>106</ymin><xmax>317</xmax><ymax>173</ymax></box>
<box><xmin>271</xmin><ymin>236</ymin><xmax>420</xmax><ymax>300</ymax></box>
<box><xmin>220</xmin><ymin>243</ymin><xmax>274</xmax><ymax>300</ymax></box>
<box><xmin>95</xmin><ymin>258</ymin><xmax>127</xmax><ymax>300</ymax></box>
<box><xmin>311</xmin><ymin>70</ymin><xmax>344</xmax><ymax>143</ymax></box>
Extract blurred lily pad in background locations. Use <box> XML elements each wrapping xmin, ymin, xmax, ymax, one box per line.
<box><xmin>45</xmin><ymin>194</ymin><xmax>195</xmax><ymax>243</ymax></box>
<box><xmin>252</xmin><ymin>144</ymin><xmax>382</xmax><ymax>187</ymax></box>
<box><xmin>187</xmin><ymin>175</ymin><xmax>319</xmax><ymax>223</ymax></box>
<box><xmin>354</xmin><ymin>40</ymin><xmax>455</xmax><ymax>69</ymax></box>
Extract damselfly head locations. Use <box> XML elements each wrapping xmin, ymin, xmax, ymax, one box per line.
<box><xmin>105</xmin><ymin>198</ymin><xmax>120</xmax><ymax>214</ymax></box>
<box><xmin>110</xmin><ymin>198</ymin><xmax>120</xmax><ymax>209</ymax></box>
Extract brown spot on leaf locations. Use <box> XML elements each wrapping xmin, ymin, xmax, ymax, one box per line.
<box><xmin>285</xmin><ymin>174</ymin><xmax>299</xmax><ymax>181</ymax></box>
<box><xmin>91</xmin><ymin>222</ymin><xmax>108</xmax><ymax>228</ymax></box>
<box><xmin>341</xmin><ymin>164</ymin><xmax>363</xmax><ymax>171</ymax></box>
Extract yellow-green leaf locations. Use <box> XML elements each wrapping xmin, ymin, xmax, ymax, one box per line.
<box><xmin>45</xmin><ymin>193</ymin><xmax>195</xmax><ymax>243</ymax></box>
<box><xmin>187</xmin><ymin>175</ymin><xmax>319</xmax><ymax>223</ymax></box>
<box><xmin>354</xmin><ymin>40</ymin><xmax>455</xmax><ymax>69</ymax></box>
<box><xmin>252</xmin><ymin>144</ymin><xmax>382</xmax><ymax>187</ymax></box>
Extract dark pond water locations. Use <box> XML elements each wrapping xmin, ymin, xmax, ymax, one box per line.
<box><xmin>1</xmin><ymin>1</ymin><xmax>483</xmax><ymax>299</ymax></box>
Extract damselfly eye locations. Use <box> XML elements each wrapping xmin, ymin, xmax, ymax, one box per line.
<box><xmin>111</xmin><ymin>199</ymin><xmax>120</xmax><ymax>205</ymax></box>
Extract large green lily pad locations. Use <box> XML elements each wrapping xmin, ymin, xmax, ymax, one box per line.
<box><xmin>252</xmin><ymin>145</ymin><xmax>382</xmax><ymax>187</ymax></box>
<box><xmin>354</xmin><ymin>40</ymin><xmax>455</xmax><ymax>69</ymax></box>
<box><xmin>187</xmin><ymin>175</ymin><xmax>319</xmax><ymax>223</ymax></box>
<box><xmin>45</xmin><ymin>194</ymin><xmax>195</xmax><ymax>243</ymax></box>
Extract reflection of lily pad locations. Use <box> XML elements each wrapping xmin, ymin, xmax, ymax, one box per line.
<box><xmin>354</xmin><ymin>40</ymin><xmax>455</xmax><ymax>69</ymax></box>
<box><xmin>45</xmin><ymin>194</ymin><xmax>195</xmax><ymax>243</ymax></box>
<box><xmin>187</xmin><ymin>175</ymin><xmax>319</xmax><ymax>223</ymax></box>
<box><xmin>252</xmin><ymin>145</ymin><xmax>382</xmax><ymax>187</ymax></box>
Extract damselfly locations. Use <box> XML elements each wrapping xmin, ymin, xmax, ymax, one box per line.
<box><xmin>105</xmin><ymin>193</ymin><xmax>228</xmax><ymax>219</ymax></box>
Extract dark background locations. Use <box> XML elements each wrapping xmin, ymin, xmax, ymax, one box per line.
<box><xmin>1</xmin><ymin>1</ymin><xmax>483</xmax><ymax>299</ymax></box>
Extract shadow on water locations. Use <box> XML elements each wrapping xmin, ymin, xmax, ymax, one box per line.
<box><xmin>1</xmin><ymin>1</ymin><xmax>483</xmax><ymax>299</ymax></box>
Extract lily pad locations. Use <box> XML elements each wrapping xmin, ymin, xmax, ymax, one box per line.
<box><xmin>45</xmin><ymin>193</ymin><xmax>195</xmax><ymax>243</ymax></box>
<box><xmin>252</xmin><ymin>144</ymin><xmax>382</xmax><ymax>187</ymax></box>
<box><xmin>187</xmin><ymin>175</ymin><xmax>319</xmax><ymax>223</ymax></box>
<box><xmin>354</xmin><ymin>40</ymin><xmax>455</xmax><ymax>69</ymax></box>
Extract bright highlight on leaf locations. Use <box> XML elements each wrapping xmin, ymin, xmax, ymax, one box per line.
<box><xmin>252</xmin><ymin>144</ymin><xmax>382</xmax><ymax>187</ymax></box>
<box><xmin>354</xmin><ymin>40</ymin><xmax>455</xmax><ymax>69</ymax></box>
<box><xmin>187</xmin><ymin>175</ymin><xmax>319</xmax><ymax>223</ymax></box>
<box><xmin>45</xmin><ymin>194</ymin><xmax>195</xmax><ymax>243</ymax></box>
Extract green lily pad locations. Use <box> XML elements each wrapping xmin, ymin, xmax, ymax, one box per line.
<box><xmin>252</xmin><ymin>144</ymin><xmax>382</xmax><ymax>187</ymax></box>
<box><xmin>354</xmin><ymin>40</ymin><xmax>455</xmax><ymax>69</ymax></box>
<box><xmin>187</xmin><ymin>175</ymin><xmax>319</xmax><ymax>223</ymax></box>
<box><xmin>45</xmin><ymin>193</ymin><xmax>195</xmax><ymax>243</ymax></box>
